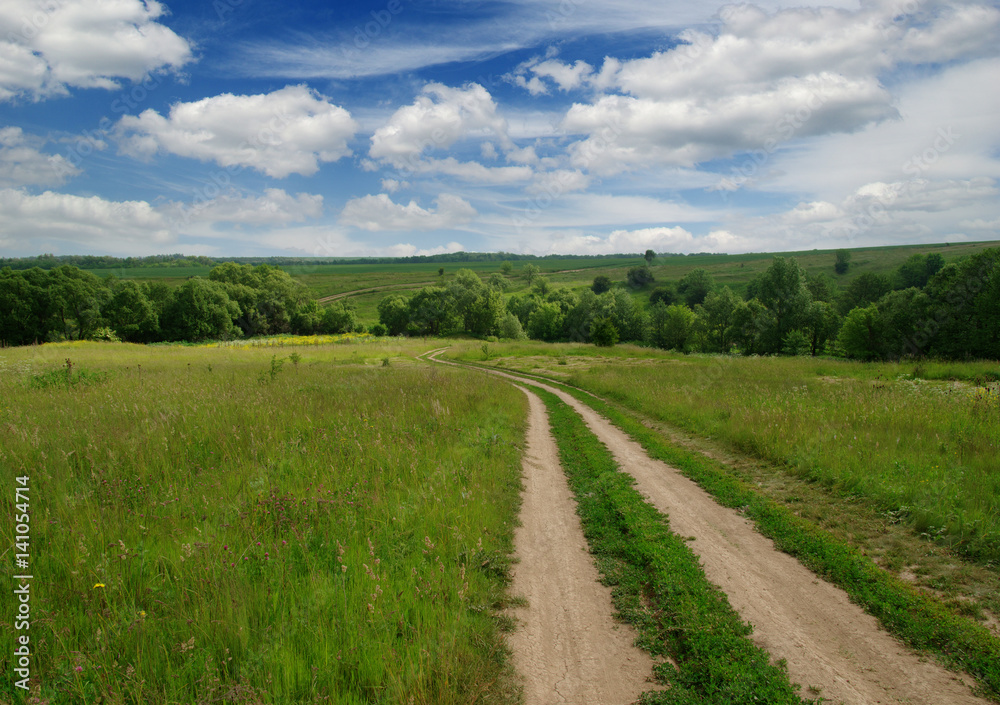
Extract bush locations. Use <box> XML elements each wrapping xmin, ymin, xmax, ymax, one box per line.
<box><xmin>368</xmin><ymin>322</ymin><xmax>388</xmax><ymax>336</ymax></box>
<box><xmin>592</xmin><ymin>275</ymin><xmax>613</xmax><ymax>294</ymax></box>
<box><xmin>590</xmin><ymin>317</ymin><xmax>619</xmax><ymax>347</ymax></box>
<box><xmin>625</xmin><ymin>265</ymin><xmax>654</xmax><ymax>289</ymax></box>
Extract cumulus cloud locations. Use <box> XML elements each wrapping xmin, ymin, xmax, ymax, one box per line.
<box><xmin>0</xmin><ymin>0</ymin><xmax>193</xmax><ymax>101</ymax></box>
<box><xmin>116</xmin><ymin>85</ymin><xmax>357</xmax><ymax>178</ymax></box>
<box><xmin>163</xmin><ymin>189</ymin><xmax>324</xmax><ymax>227</ymax></box>
<box><xmin>371</xmin><ymin>83</ymin><xmax>511</xmax><ymax>164</ymax></box>
<box><xmin>508</xmin><ymin>55</ymin><xmax>595</xmax><ymax>95</ymax></box>
<box><xmin>0</xmin><ymin>126</ymin><xmax>79</xmax><ymax>186</ymax></box>
<box><xmin>339</xmin><ymin>193</ymin><xmax>477</xmax><ymax>231</ymax></box>
<box><xmin>558</xmin><ymin>1</ymin><xmax>1000</xmax><ymax>174</ymax></box>
<box><xmin>368</xmin><ymin>82</ymin><xmax>534</xmax><ymax>183</ymax></box>
<box><xmin>0</xmin><ymin>188</ymin><xmax>171</xmax><ymax>253</ymax></box>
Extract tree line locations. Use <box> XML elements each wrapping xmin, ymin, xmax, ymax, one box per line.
<box><xmin>0</xmin><ymin>263</ymin><xmax>363</xmax><ymax>346</ymax></box>
<box><xmin>376</xmin><ymin>248</ymin><xmax>1000</xmax><ymax>360</ymax></box>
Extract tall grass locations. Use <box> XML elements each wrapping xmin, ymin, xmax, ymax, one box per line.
<box><xmin>0</xmin><ymin>341</ymin><xmax>525</xmax><ymax>704</ymax></box>
<box><xmin>567</xmin><ymin>355</ymin><xmax>1000</xmax><ymax>563</ymax></box>
<box><xmin>448</xmin><ymin>342</ymin><xmax>1000</xmax><ymax>563</ymax></box>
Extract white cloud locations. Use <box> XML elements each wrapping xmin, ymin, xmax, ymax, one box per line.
<box><xmin>339</xmin><ymin>193</ymin><xmax>477</xmax><ymax>231</ymax></box>
<box><xmin>381</xmin><ymin>178</ymin><xmax>407</xmax><ymax>193</ymax></box>
<box><xmin>370</xmin><ymin>83</ymin><xmax>512</xmax><ymax>167</ymax></box>
<box><xmin>524</xmin><ymin>225</ymin><xmax>751</xmax><ymax>255</ymax></box>
<box><xmin>412</xmin><ymin>157</ymin><xmax>533</xmax><ymax>184</ymax></box>
<box><xmin>115</xmin><ymin>85</ymin><xmax>357</xmax><ymax>178</ymax></box>
<box><xmin>164</xmin><ymin>189</ymin><xmax>324</xmax><ymax>227</ymax></box>
<box><xmin>384</xmin><ymin>241</ymin><xmax>466</xmax><ymax>257</ymax></box>
<box><xmin>559</xmin><ymin>2</ymin><xmax>1000</xmax><ymax>173</ymax></box>
<box><xmin>0</xmin><ymin>188</ymin><xmax>171</xmax><ymax>254</ymax></box>
<box><xmin>527</xmin><ymin>169</ymin><xmax>591</xmax><ymax>195</ymax></box>
<box><xmin>508</xmin><ymin>56</ymin><xmax>594</xmax><ymax>95</ymax></box>
<box><xmin>0</xmin><ymin>0</ymin><xmax>193</xmax><ymax>101</ymax></box>
<box><xmin>0</xmin><ymin>126</ymin><xmax>79</xmax><ymax>186</ymax></box>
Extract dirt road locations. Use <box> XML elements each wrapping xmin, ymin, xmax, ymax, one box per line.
<box><xmin>506</xmin><ymin>385</ymin><xmax>657</xmax><ymax>704</ymax></box>
<box><xmin>429</xmin><ymin>351</ymin><xmax>988</xmax><ymax>705</ymax></box>
<box><xmin>422</xmin><ymin>349</ymin><xmax>656</xmax><ymax>703</ymax></box>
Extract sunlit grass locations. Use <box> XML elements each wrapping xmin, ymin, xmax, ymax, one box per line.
<box><xmin>0</xmin><ymin>340</ymin><xmax>525</xmax><ymax>704</ymax></box>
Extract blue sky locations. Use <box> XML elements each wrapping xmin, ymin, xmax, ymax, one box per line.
<box><xmin>1</xmin><ymin>0</ymin><xmax>998</xmax><ymax>257</ymax></box>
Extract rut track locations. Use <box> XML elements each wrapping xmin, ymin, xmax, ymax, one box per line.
<box><xmin>424</xmin><ymin>349</ymin><xmax>990</xmax><ymax>705</ymax></box>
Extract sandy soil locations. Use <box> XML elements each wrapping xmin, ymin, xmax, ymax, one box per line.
<box><xmin>429</xmin><ymin>351</ymin><xmax>989</xmax><ymax>705</ymax></box>
<box><xmin>504</xmin><ymin>385</ymin><xmax>657</xmax><ymax>704</ymax></box>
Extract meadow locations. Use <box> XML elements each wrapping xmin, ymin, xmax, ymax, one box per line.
<box><xmin>0</xmin><ymin>339</ymin><xmax>527</xmax><ymax>704</ymax></box>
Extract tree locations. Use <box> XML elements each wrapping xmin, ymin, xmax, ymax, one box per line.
<box><xmin>532</xmin><ymin>277</ymin><xmax>551</xmax><ymax>296</ymax></box>
<box><xmin>755</xmin><ymin>257</ymin><xmax>810</xmax><ymax>354</ymax></box>
<box><xmin>487</xmin><ymin>273</ymin><xmax>509</xmax><ymax>291</ymax></box>
<box><xmin>527</xmin><ymin>302</ymin><xmax>564</xmax><ymax>341</ymax></box>
<box><xmin>500</xmin><ymin>260</ymin><xmax>513</xmax><ymax>276</ymax></box>
<box><xmin>522</xmin><ymin>263</ymin><xmax>540</xmax><ymax>286</ymax></box>
<box><xmin>49</xmin><ymin>265</ymin><xmax>106</xmax><ymax>340</ymax></box>
<box><xmin>319</xmin><ymin>301</ymin><xmax>358</xmax><ymax>334</ymax></box>
<box><xmin>590</xmin><ymin>317</ymin><xmax>618</xmax><ymax>347</ymax></box>
<box><xmin>160</xmin><ymin>278</ymin><xmax>240</xmax><ymax>342</ymax></box>
<box><xmin>896</xmin><ymin>253</ymin><xmax>946</xmax><ymax>290</ymax></box>
<box><xmin>644</xmin><ymin>249</ymin><xmax>656</xmax><ymax>265</ymax></box>
<box><xmin>649</xmin><ymin>303</ymin><xmax>696</xmax><ymax>351</ymax></box>
<box><xmin>378</xmin><ymin>294</ymin><xmax>410</xmax><ymax>336</ymax></box>
<box><xmin>834</xmin><ymin>249</ymin><xmax>851</xmax><ymax>275</ymax></box>
<box><xmin>591</xmin><ymin>275</ymin><xmax>613</xmax><ymax>294</ymax></box>
<box><xmin>839</xmin><ymin>272</ymin><xmax>892</xmax><ymax>315</ymax></box>
<box><xmin>599</xmin><ymin>288</ymin><xmax>646</xmax><ymax>342</ymax></box>
<box><xmin>802</xmin><ymin>300</ymin><xmax>840</xmax><ymax>356</ymax></box>
<box><xmin>838</xmin><ymin>305</ymin><xmax>885</xmax><ymax>361</ymax></box>
<box><xmin>408</xmin><ymin>287</ymin><xmax>456</xmax><ymax>336</ymax></box>
<box><xmin>677</xmin><ymin>268</ymin><xmax>713</xmax><ymax>307</ymax></box>
<box><xmin>104</xmin><ymin>280</ymin><xmax>159</xmax><ymax>342</ymax></box>
<box><xmin>0</xmin><ymin>270</ymin><xmax>50</xmax><ymax>346</ymax></box>
<box><xmin>497</xmin><ymin>311</ymin><xmax>527</xmax><ymax>340</ymax></box>
<box><xmin>626</xmin><ymin>265</ymin><xmax>654</xmax><ymax>289</ymax></box>
<box><xmin>697</xmin><ymin>286</ymin><xmax>740</xmax><ymax>353</ymax></box>
<box><xmin>649</xmin><ymin>285</ymin><xmax>676</xmax><ymax>306</ymax></box>
<box><xmin>805</xmin><ymin>273</ymin><xmax>836</xmax><ymax>303</ymax></box>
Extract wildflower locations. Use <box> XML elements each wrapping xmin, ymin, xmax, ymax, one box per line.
<box><xmin>93</xmin><ymin>583</ymin><xmax>105</xmax><ymax>589</ymax></box>
<box><xmin>75</xmin><ymin>666</ymin><xmax>83</xmax><ymax>673</ymax></box>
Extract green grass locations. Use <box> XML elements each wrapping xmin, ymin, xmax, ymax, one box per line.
<box><xmin>0</xmin><ymin>340</ymin><xmax>526</xmax><ymax>704</ymax></box>
<box><xmin>537</xmin><ymin>388</ymin><xmax>810</xmax><ymax>704</ymax></box>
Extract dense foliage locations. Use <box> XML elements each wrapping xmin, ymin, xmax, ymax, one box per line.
<box><xmin>377</xmin><ymin>249</ymin><xmax>998</xmax><ymax>360</ymax></box>
<box><xmin>0</xmin><ymin>263</ymin><xmax>361</xmax><ymax>346</ymax></box>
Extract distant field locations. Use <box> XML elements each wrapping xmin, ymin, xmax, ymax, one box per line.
<box><xmin>72</xmin><ymin>240</ymin><xmax>1000</xmax><ymax>327</ymax></box>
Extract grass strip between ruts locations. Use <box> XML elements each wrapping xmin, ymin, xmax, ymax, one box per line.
<box><xmin>515</xmin><ymin>369</ymin><xmax>1000</xmax><ymax>702</ymax></box>
<box><xmin>536</xmin><ymin>387</ymin><xmax>811</xmax><ymax>704</ymax></box>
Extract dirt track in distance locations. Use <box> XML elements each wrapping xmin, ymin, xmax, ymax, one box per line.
<box><xmin>429</xmin><ymin>351</ymin><xmax>989</xmax><ymax>705</ymax></box>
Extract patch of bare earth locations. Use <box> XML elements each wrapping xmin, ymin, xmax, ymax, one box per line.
<box><xmin>505</xmin><ymin>386</ymin><xmax>657</xmax><ymax>704</ymax></box>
